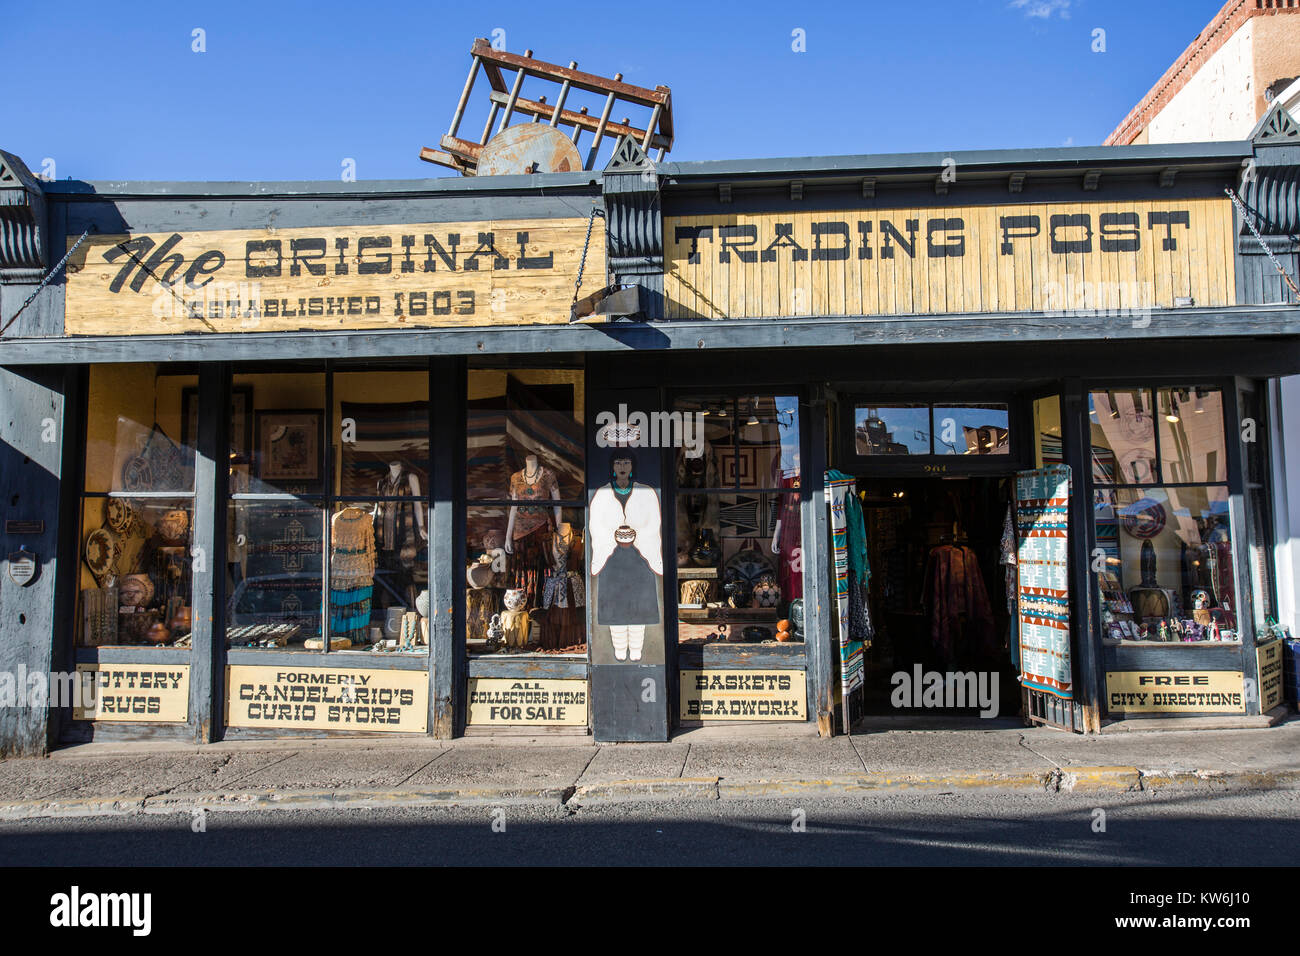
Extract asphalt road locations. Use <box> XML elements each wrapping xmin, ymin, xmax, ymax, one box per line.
<box><xmin>3</xmin><ymin>789</ymin><xmax>1299</xmax><ymax>866</ymax></box>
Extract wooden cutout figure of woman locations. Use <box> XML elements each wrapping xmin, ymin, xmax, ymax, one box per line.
<box><xmin>590</xmin><ymin>450</ymin><xmax>662</xmax><ymax>661</ymax></box>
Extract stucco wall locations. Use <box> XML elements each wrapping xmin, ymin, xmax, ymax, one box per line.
<box><xmin>1147</xmin><ymin>19</ymin><xmax>1257</xmax><ymax>144</ymax></box>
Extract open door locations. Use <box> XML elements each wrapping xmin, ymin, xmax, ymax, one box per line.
<box><xmin>1014</xmin><ymin>464</ymin><xmax>1085</xmax><ymax>732</ymax></box>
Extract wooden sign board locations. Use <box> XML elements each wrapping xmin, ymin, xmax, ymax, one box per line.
<box><xmin>664</xmin><ymin>198</ymin><xmax>1234</xmax><ymax>320</ymax></box>
<box><xmin>680</xmin><ymin>669</ymin><xmax>807</xmax><ymax>721</ymax></box>
<box><xmin>73</xmin><ymin>663</ymin><xmax>189</xmax><ymax>722</ymax></box>
<box><xmin>64</xmin><ymin>217</ymin><xmax>604</xmax><ymax>335</ymax></box>
<box><xmin>467</xmin><ymin>678</ymin><xmax>589</xmax><ymax>726</ymax></box>
<box><xmin>225</xmin><ymin>665</ymin><xmax>428</xmax><ymax>732</ymax></box>
<box><xmin>1257</xmin><ymin>639</ymin><xmax>1284</xmax><ymax>713</ymax></box>
<box><xmin>1106</xmin><ymin>670</ymin><xmax>1245</xmax><ymax>714</ymax></box>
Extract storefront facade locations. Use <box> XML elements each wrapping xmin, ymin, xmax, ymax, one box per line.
<box><xmin>2</xmin><ymin>109</ymin><xmax>1298</xmax><ymax>754</ymax></box>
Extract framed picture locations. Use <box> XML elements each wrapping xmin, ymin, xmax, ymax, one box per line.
<box><xmin>182</xmin><ymin>385</ymin><xmax>253</xmax><ymax>463</ymax></box>
<box><xmin>256</xmin><ymin>410</ymin><xmax>323</xmax><ymax>482</ymax></box>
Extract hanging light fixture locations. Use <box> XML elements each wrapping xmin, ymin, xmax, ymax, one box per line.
<box><xmin>1164</xmin><ymin>392</ymin><xmax>1180</xmax><ymax>424</ymax></box>
<box><xmin>1193</xmin><ymin>388</ymin><xmax>1205</xmax><ymax>414</ymax></box>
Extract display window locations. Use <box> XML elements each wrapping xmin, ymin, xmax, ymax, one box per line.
<box><xmin>465</xmin><ymin>369</ymin><xmax>586</xmax><ymax>656</ymax></box>
<box><xmin>226</xmin><ymin>366</ymin><xmax>431</xmax><ymax>653</ymax></box>
<box><xmin>853</xmin><ymin>401</ymin><xmax>1012</xmax><ymax>457</ymax></box>
<box><xmin>77</xmin><ymin>364</ymin><xmax>197</xmax><ymax>649</ymax></box>
<box><xmin>672</xmin><ymin>394</ymin><xmax>803</xmax><ymax>646</ymax></box>
<box><xmin>1088</xmin><ymin>386</ymin><xmax>1239</xmax><ymax>645</ymax></box>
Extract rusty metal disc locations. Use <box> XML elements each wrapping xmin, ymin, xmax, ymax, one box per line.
<box><xmin>477</xmin><ymin>124</ymin><xmax>582</xmax><ymax>176</ymax></box>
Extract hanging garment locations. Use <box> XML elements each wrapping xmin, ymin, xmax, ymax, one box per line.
<box><xmin>842</xmin><ymin>487</ymin><xmax>873</xmax><ymax>646</ymax></box>
<box><xmin>825</xmin><ymin>470</ymin><xmax>866</xmax><ymax>693</ymax></box>
<box><xmin>999</xmin><ymin>503</ymin><xmax>1019</xmax><ymax>669</ymax></box>
<box><xmin>509</xmin><ymin>524</ymin><xmax>550</xmax><ymax>609</ymax></box>
<box><xmin>923</xmin><ymin>543</ymin><xmax>995</xmax><ymax>662</ymax></box>
<box><xmin>330</xmin><ymin>507</ymin><xmax>376</xmax><ymax>642</ymax></box>
<box><xmin>374</xmin><ymin>469</ymin><xmax>421</xmax><ymax>567</ymax></box>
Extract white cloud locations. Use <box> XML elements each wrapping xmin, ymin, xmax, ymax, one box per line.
<box><xmin>1009</xmin><ymin>0</ymin><xmax>1072</xmax><ymax>19</ymax></box>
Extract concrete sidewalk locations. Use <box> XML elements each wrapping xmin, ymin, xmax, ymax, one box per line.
<box><xmin>1</xmin><ymin>718</ymin><xmax>1298</xmax><ymax>820</ymax></box>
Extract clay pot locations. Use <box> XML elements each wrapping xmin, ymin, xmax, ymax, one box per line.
<box><xmin>168</xmin><ymin>606</ymin><xmax>192</xmax><ymax>634</ymax></box>
<box><xmin>158</xmin><ymin>509</ymin><xmax>190</xmax><ymax>543</ymax></box>
<box><xmin>145</xmin><ymin>622</ymin><xmax>172</xmax><ymax>645</ymax></box>
<box><xmin>776</xmin><ymin>629</ymin><xmax>793</xmax><ymax>643</ymax></box>
<box><xmin>614</xmin><ymin>525</ymin><xmax>637</xmax><ymax>548</ymax></box>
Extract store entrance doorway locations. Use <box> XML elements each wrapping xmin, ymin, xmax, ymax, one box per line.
<box><xmin>856</xmin><ymin>475</ymin><xmax>1021</xmax><ymax>723</ymax></box>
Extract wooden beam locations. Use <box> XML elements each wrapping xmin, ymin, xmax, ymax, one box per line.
<box><xmin>483</xmin><ymin>91</ymin><xmax>670</xmax><ymax>151</ymax></box>
<box><xmin>470</xmin><ymin>37</ymin><xmax>669</xmax><ymax>108</ymax></box>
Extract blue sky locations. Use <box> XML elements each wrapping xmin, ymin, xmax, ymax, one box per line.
<box><xmin>1</xmin><ymin>0</ymin><xmax>1228</xmax><ymax>183</ymax></box>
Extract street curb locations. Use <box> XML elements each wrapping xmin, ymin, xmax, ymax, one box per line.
<box><xmin>2</xmin><ymin>766</ymin><xmax>1299</xmax><ymax>820</ymax></box>
<box><xmin>570</xmin><ymin>777</ymin><xmax>722</xmax><ymax>802</ymax></box>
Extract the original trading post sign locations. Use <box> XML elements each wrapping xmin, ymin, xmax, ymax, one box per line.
<box><xmin>64</xmin><ymin>217</ymin><xmax>603</xmax><ymax>335</ymax></box>
<box><xmin>665</xmin><ymin>198</ymin><xmax>1233</xmax><ymax>319</ymax></box>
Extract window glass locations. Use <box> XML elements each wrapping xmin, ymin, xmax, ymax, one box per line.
<box><xmin>78</xmin><ymin>365</ymin><xmax>196</xmax><ymax>649</ymax></box>
<box><xmin>465</xmin><ymin>506</ymin><xmax>587</xmax><ymax>655</ymax></box>
<box><xmin>84</xmin><ymin>365</ymin><xmax>196</xmax><ymax>494</ymax></box>
<box><xmin>226</xmin><ymin>500</ymin><xmax>324</xmax><ymax>648</ymax></box>
<box><xmin>465</xmin><ymin>368</ymin><xmax>586</xmax><ymax>657</ymax></box>
<box><xmin>328</xmin><ymin>500</ymin><xmax>426</xmax><ymax>652</ymax></box>
<box><xmin>672</xmin><ymin>393</ymin><xmax>804</xmax><ymax>646</ymax></box>
<box><xmin>933</xmin><ymin>403</ymin><xmax>1010</xmax><ymax>456</ymax></box>
<box><xmin>1093</xmin><ymin>486</ymin><xmax>1238</xmax><ymax>644</ymax></box>
<box><xmin>674</xmin><ymin>394</ymin><xmax>734</xmax><ymax>491</ymax></box>
<box><xmin>228</xmin><ymin>367</ymin><xmax>429</xmax><ymax>654</ymax></box>
<box><xmin>1034</xmin><ymin>395</ymin><xmax>1062</xmax><ymax>469</ymax></box>
<box><xmin>241</xmin><ymin>372</ymin><xmax>326</xmax><ymax>495</ymax></box>
<box><xmin>1157</xmin><ymin>387</ymin><xmax>1227</xmax><ymax>484</ymax></box>
<box><xmin>1088</xmin><ymin>389</ymin><xmax>1157</xmax><ymax>484</ymax></box>
<box><xmin>333</xmin><ymin>370</ymin><xmax>429</xmax><ymax>496</ymax></box>
<box><xmin>854</xmin><ymin>404</ymin><xmax>930</xmax><ymax>456</ymax></box>
<box><xmin>467</xmin><ymin>369</ymin><xmax>584</xmax><ymax>501</ymax></box>
<box><xmin>79</xmin><ymin>497</ymin><xmax>195</xmax><ymax>647</ymax></box>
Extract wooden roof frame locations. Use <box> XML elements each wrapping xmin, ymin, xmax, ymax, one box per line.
<box><xmin>420</xmin><ymin>38</ymin><xmax>673</xmax><ymax>175</ymax></box>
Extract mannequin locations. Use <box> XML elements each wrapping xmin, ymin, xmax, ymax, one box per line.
<box><xmin>373</xmin><ymin>461</ymin><xmax>427</xmax><ymax>603</ymax></box>
<box><xmin>505</xmin><ymin>455</ymin><xmax>562</xmax><ymax>551</ymax></box>
<box><xmin>504</xmin><ymin>453</ymin><xmax>561</xmax><ymax>610</ymax></box>
<box><xmin>769</xmin><ymin>476</ymin><xmax>803</xmax><ymax>600</ymax></box>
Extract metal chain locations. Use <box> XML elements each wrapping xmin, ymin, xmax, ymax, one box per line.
<box><xmin>1225</xmin><ymin>186</ymin><xmax>1300</xmax><ymax>302</ymax></box>
<box><xmin>0</xmin><ymin>226</ymin><xmax>96</xmax><ymax>336</ymax></box>
<box><xmin>571</xmin><ymin>206</ymin><xmax>605</xmax><ymax>303</ymax></box>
